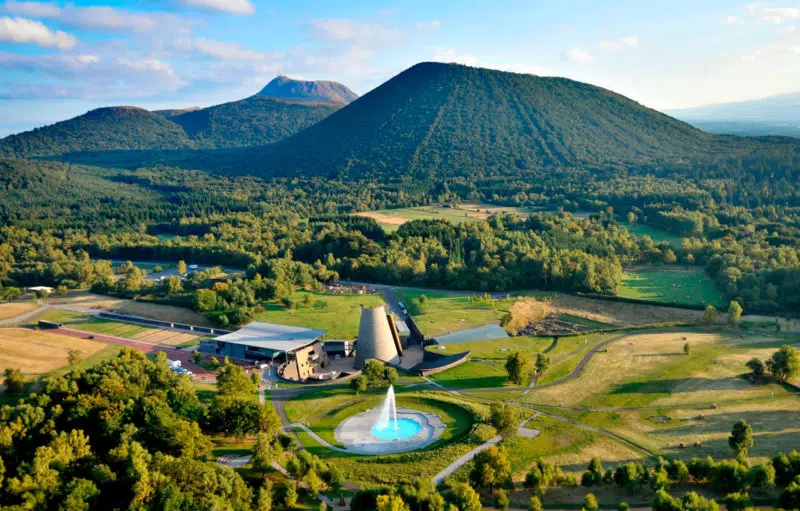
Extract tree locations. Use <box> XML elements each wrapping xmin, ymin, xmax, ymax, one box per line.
<box><xmin>535</xmin><ymin>353</ymin><xmax>551</xmax><ymax>375</ymax></box>
<box><xmin>3</xmin><ymin>367</ymin><xmax>24</xmax><ymax>395</ymax></box>
<box><xmin>703</xmin><ymin>305</ymin><xmax>718</xmax><ymax>324</ymax></box>
<box><xmin>252</xmin><ymin>432</ymin><xmax>278</xmax><ymax>475</ymax></box>
<box><xmin>304</xmin><ymin>468</ymin><xmax>323</xmax><ymax>495</ymax></box>
<box><xmin>683</xmin><ymin>343</ymin><xmax>691</xmax><ymax>355</ymax></box>
<box><xmin>448</xmin><ymin>482</ymin><xmax>481</xmax><ymax>511</ymax></box>
<box><xmin>195</xmin><ymin>289</ymin><xmax>217</xmax><ymax>312</ymax></box>
<box><xmin>505</xmin><ymin>351</ymin><xmax>529</xmax><ymax>385</ymax></box>
<box><xmin>256</xmin><ymin>481</ymin><xmax>273</xmax><ymax>511</ymax></box>
<box><xmin>748</xmin><ymin>463</ymin><xmax>775</xmax><ymax>490</ymax></box>
<box><xmin>210</xmin><ymin>356</ymin><xmax>220</xmax><ymax>369</ymax></box>
<box><xmin>284</xmin><ymin>481</ymin><xmax>298</xmax><ymax>509</ymax></box>
<box><xmin>618</xmin><ymin>503</ymin><xmax>630</xmax><ymax>511</ymax></box>
<box><xmin>746</xmin><ymin>358</ymin><xmax>765</xmax><ymax>378</ymax></box>
<box><xmin>582</xmin><ymin>493</ymin><xmax>599</xmax><ymax>511</ymax></box>
<box><xmin>780</xmin><ymin>475</ymin><xmax>800</xmax><ymax>511</ymax></box>
<box><xmin>193</xmin><ymin>350</ymin><xmax>201</xmax><ymax>364</ymax></box>
<box><xmin>728</xmin><ymin>420</ymin><xmax>754</xmax><ymax>459</ymax></box>
<box><xmin>490</xmin><ymin>402</ymin><xmax>520</xmax><ymax>437</ymax></box>
<box><xmin>67</xmin><ymin>348</ymin><xmax>82</xmax><ymax>367</ymax></box>
<box><xmin>178</xmin><ymin>260</ymin><xmax>187</xmax><ymax>274</ymax></box>
<box><xmin>376</xmin><ymin>494</ymin><xmax>408</xmax><ymax>511</ymax></box>
<box><xmin>652</xmin><ymin>489</ymin><xmax>682</xmax><ymax>511</ymax></box>
<box><xmin>384</xmin><ymin>366</ymin><xmax>398</xmax><ymax>385</ymax></box>
<box><xmin>582</xmin><ymin>458</ymin><xmax>605</xmax><ymax>487</ymax></box>
<box><xmin>363</xmin><ymin>360</ymin><xmax>386</xmax><ymax>386</ymax></box>
<box><xmin>529</xmin><ymin>496</ymin><xmax>543</xmax><ymax>511</ymax></box>
<box><xmin>682</xmin><ymin>492</ymin><xmax>719</xmax><ymax>511</ymax></box>
<box><xmin>56</xmin><ymin>285</ymin><xmax>68</xmax><ymax>296</ymax></box>
<box><xmin>351</xmin><ymin>375</ymin><xmax>368</xmax><ymax>395</ymax></box>
<box><xmin>728</xmin><ymin>301</ymin><xmax>743</xmax><ymax>324</ymax></box>
<box><xmin>217</xmin><ymin>361</ymin><xmax>256</xmax><ymax>396</ymax></box>
<box><xmin>724</xmin><ymin>492</ymin><xmax>750</xmax><ymax>511</ymax></box>
<box><xmin>766</xmin><ymin>345</ymin><xmax>800</xmax><ymax>382</ymax></box>
<box><xmin>167</xmin><ymin>275</ymin><xmax>183</xmax><ymax>295</ymax></box>
<box><xmin>470</xmin><ymin>446</ymin><xmax>511</xmax><ymax>492</ymax></box>
<box><xmin>496</xmin><ymin>491</ymin><xmax>509</xmax><ymax>511</ymax></box>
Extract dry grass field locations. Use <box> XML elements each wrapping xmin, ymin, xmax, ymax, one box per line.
<box><xmin>0</xmin><ymin>302</ymin><xmax>38</xmax><ymax>321</ymax></box>
<box><xmin>51</xmin><ymin>292</ymin><xmax>213</xmax><ymax>326</ymax></box>
<box><xmin>524</xmin><ymin>331</ymin><xmax>792</xmax><ymax>409</ymax></box>
<box><xmin>0</xmin><ymin>328</ymin><xmax>108</xmax><ymax>376</ymax></box>
<box><xmin>547</xmin><ymin>293</ymin><xmax>705</xmax><ymax>326</ymax></box>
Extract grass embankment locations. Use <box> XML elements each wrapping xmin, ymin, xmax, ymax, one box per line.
<box><xmin>255</xmin><ymin>290</ymin><xmax>384</xmax><ymax>339</ymax></box>
<box><xmin>395</xmin><ymin>289</ymin><xmax>511</xmax><ymax>338</ymax></box>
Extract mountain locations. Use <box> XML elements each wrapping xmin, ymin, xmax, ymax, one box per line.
<box><xmin>167</xmin><ymin>95</ymin><xmax>343</xmax><ymax>149</ymax></box>
<box><xmin>0</xmin><ymin>107</ymin><xmax>192</xmax><ymax>159</ymax></box>
<box><xmin>668</xmin><ymin>93</ymin><xmax>800</xmax><ymax>137</ymax></box>
<box><xmin>0</xmin><ymin>77</ymin><xmax>357</xmax><ymax>157</ymax></box>
<box><xmin>224</xmin><ymin>62</ymin><xmax>724</xmax><ymax>179</ymax></box>
<box><xmin>258</xmin><ymin>76</ymin><xmax>358</xmax><ymax>104</ymax></box>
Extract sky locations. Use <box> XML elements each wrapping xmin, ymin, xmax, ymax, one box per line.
<box><xmin>1</xmin><ymin>0</ymin><xmax>799</xmax><ymax>136</ymax></box>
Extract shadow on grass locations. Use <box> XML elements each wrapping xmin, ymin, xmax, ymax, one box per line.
<box><xmin>609</xmin><ymin>377</ymin><xmax>745</xmax><ymax>395</ymax></box>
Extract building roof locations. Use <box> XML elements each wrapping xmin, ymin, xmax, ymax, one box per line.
<box><xmin>213</xmin><ymin>322</ymin><xmax>326</xmax><ymax>352</ymax></box>
<box><xmin>28</xmin><ymin>286</ymin><xmax>54</xmax><ymax>292</ymax></box>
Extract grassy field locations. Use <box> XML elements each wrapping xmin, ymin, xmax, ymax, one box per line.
<box><xmin>622</xmin><ymin>222</ymin><xmax>683</xmax><ymax>248</ymax></box>
<box><xmin>618</xmin><ymin>267</ymin><xmax>726</xmax><ymax>307</ymax></box>
<box><xmin>395</xmin><ymin>289</ymin><xmax>511</xmax><ymax>338</ymax></box>
<box><xmin>524</xmin><ymin>330</ymin><xmax>795</xmax><ymax>409</ymax></box>
<box><xmin>255</xmin><ymin>290</ymin><xmax>384</xmax><ymax>339</ymax></box>
<box><xmin>50</xmin><ymin>291</ymin><xmax>215</xmax><ymax>326</ymax></box>
<box><xmin>356</xmin><ymin>203</ymin><xmax>534</xmax><ymax>231</ymax></box>
<box><xmin>0</xmin><ymin>327</ymin><xmax>109</xmax><ymax>376</ymax></box>
<box><xmin>0</xmin><ymin>302</ymin><xmax>38</xmax><ymax>321</ymax></box>
<box><xmin>430</xmin><ymin>360</ymin><xmax>515</xmax><ymax>389</ymax></box>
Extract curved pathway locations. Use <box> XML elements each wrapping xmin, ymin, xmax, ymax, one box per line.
<box><xmin>433</xmin><ymin>434</ymin><xmax>502</xmax><ymax>484</ymax></box>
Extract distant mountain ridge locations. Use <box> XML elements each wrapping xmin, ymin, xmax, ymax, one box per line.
<box><xmin>0</xmin><ymin>77</ymin><xmax>357</xmax><ymax>157</ymax></box>
<box><xmin>258</xmin><ymin>76</ymin><xmax>358</xmax><ymax>104</ymax></box>
<box><xmin>668</xmin><ymin>93</ymin><xmax>800</xmax><ymax>137</ymax></box>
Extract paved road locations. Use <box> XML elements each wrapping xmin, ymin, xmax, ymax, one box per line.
<box><xmin>0</xmin><ymin>304</ymin><xmax>46</xmax><ymax>325</ymax></box>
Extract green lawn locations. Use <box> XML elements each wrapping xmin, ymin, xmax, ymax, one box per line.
<box><xmin>395</xmin><ymin>289</ymin><xmax>511</xmax><ymax>338</ymax></box>
<box><xmin>430</xmin><ymin>361</ymin><xmax>516</xmax><ymax>389</ymax></box>
<box><xmin>426</xmin><ymin>336</ymin><xmax>555</xmax><ymax>361</ymax></box>
<box><xmin>622</xmin><ymin>222</ymin><xmax>683</xmax><ymax>248</ymax></box>
<box><xmin>618</xmin><ymin>267</ymin><xmax>726</xmax><ymax>307</ymax></box>
<box><xmin>255</xmin><ymin>290</ymin><xmax>384</xmax><ymax>339</ymax></box>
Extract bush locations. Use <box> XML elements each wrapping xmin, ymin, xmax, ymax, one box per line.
<box><xmin>724</xmin><ymin>492</ymin><xmax>750</xmax><ymax>511</ymax></box>
<box><xmin>3</xmin><ymin>368</ymin><xmax>25</xmax><ymax>395</ymax></box>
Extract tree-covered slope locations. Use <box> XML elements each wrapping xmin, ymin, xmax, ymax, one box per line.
<box><xmin>169</xmin><ymin>95</ymin><xmax>343</xmax><ymax>149</ymax></box>
<box><xmin>238</xmin><ymin>62</ymin><xmax>727</xmax><ymax>179</ymax></box>
<box><xmin>0</xmin><ymin>106</ymin><xmax>193</xmax><ymax>158</ymax></box>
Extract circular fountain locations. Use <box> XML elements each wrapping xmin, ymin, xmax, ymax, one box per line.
<box><xmin>334</xmin><ymin>385</ymin><xmax>446</xmax><ymax>455</ymax></box>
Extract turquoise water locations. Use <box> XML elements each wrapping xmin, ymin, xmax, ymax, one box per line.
<box><xmin>371</xmin><ymin>418</ymin><xmax>422</xmax><ymax>440</ymax></box>
<box><xmin>434</xmin><ymin>324</ymin><xmax>509</xmax><ymax>344</ymax></box>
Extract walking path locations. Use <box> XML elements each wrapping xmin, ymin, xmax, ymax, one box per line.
<box><xmin>433</xmin><ymin>434</ymin><xmax>502</xmax><ymax>485</ymax></box>
<box><xmin>0</xmin><ymin>304</ymin><xmax>46</xmax><ymax>325</ymax></box>
<box><xmin>289</xmin><ymin>423</ymin><xmax>348</xmax><ymax>453</ymax></box>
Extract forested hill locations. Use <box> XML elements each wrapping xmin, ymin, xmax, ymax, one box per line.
<box><xmin>0</xmin><ymin>78</ymin><xmax>354</xmax><ymax>157</ymax></box>
<box><xmin>167</xmin><ymin>95</ymin><xmax>343</xmax><ymax>149</ymax></box>
<box><xmin>0</xmin><ymin>107</ymin><xmax>193</xmax><ymax>158</ymax></box>
<box><xmin>258</xmin><ymin>76</ymin><xmax>358</xmax><ymax>104</ymax></box>
<box><xmin>225</xmin><ymin>62</ymin><xmax>724</xmax><ymax>179</ymax></box>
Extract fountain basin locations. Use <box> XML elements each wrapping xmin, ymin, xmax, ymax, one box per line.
<box><xmin>335</xmin><ymin>407</ymin><xmax>446</xmax><ymax>455</ymax></box>
<box><xmin>371</xmin><ymin>417</ymin><xmax>423</xmax><ymax>441</ymax></box>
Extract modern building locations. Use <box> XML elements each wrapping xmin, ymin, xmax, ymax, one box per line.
<box><xmin>200</xmin><ymin>322</ymin><xmax>327</xmax><ymax>381</ymax></box>
<box><xmin>354</xmin><ymin>305</ymin><xmax>403</xmax><ymax>369</ymax></box>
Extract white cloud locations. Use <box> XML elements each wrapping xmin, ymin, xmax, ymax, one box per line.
<box><xmin>176</xmin><ymin>0</ymin><xmax>255</xmax><ymax>15</ymax></box>
<box><xmin>565</xmin><ymin>47</ymin><xmax>595</xmax><ymax>63</ymax></box>
<box><xmin>416</xmin><ymin>20</ymin><xmax>441</xmax><ymax>30</ymax></box>
<box><xmin>778</xmin><ymin>25</ymin><xmax>797</xmax><ymax>34</ymax></box>
<box><xmin>0</xmin><ymin>52</ymin><xmax>186</xmax><ymax>99</ymax></box>
<box><xmin>598</xmin><ymin>36</ymin><xmax>639</xmax><ymax>50</ymax></box>
<box><xmin>724</xmin><ymin>16</ymin><xmax>745</xmax><ymax>24</ymax></box>
<box><xmin>307</xmin><ymin>19</ymin><xmax>403</xmax><ymax>45</ymax></box>
<box><xmin>3</xmin><ymin>1</ymin><xmax>59</xmax><ymax>17</ymax></box>
<box><xmin>759</xmin><ymin>6</ymin><xmax>800</xmax><ymax>23</ymax></box>
<box><xmin>432</xmin><ymin>47</ymin><xmax>478</xmax><ymax>66</ymax></box>
<box><xmin>3</xmin><ymin>2</ymin><xmax>191</xmax><ymax>34</ymax></box>
<box><xmin>0</xmin><ymin>16</ymin><xmax>76</xmax><ymax>49</ymax></box>
<box><xmin>192</xmin><ymin>37</ymin><xmax>268</xmax><ymax>61</ymax></box>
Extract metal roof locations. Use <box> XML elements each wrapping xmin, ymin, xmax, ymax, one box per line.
<box><xmin>213</xmin><ymin>322</ymin><xmax>326</xmax><ymax>352</ymax></box>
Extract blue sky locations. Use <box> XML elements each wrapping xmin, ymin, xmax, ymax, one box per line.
<box><xmin>1</xmin><ymin>0</ymin><xmax>799</xmax><ymax>136</ymax></box>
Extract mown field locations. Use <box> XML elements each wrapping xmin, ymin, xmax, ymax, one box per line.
<box><xmin>0</xmin><ymin>301</ymin><xmax>38</xmax><ymax>321</ymax></box>
<box><xmin>622</xmin><ymin>222</ymin><xmax>683</xmax><ymax>248</ymax></box>
<box><xmin>255</xmin><ymin>290</ymin><xmax>384</xmax><ymax>339</ymax></box>
<box><xmin>618</xmin><ymin>267</ymin><xmax>726</xmax><ymax>307</ymax></box>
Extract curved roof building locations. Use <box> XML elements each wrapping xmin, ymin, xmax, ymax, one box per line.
<box><xmin>354</xmin><ymin>305</ymin><xmax>402</xmax><ymax>369</ymax></box>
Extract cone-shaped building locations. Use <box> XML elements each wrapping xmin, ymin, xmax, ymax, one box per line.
<box><xmin>354</xmin><ymin>305</ymin><xmax>402</xmax><ymax>369</ymax></box>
